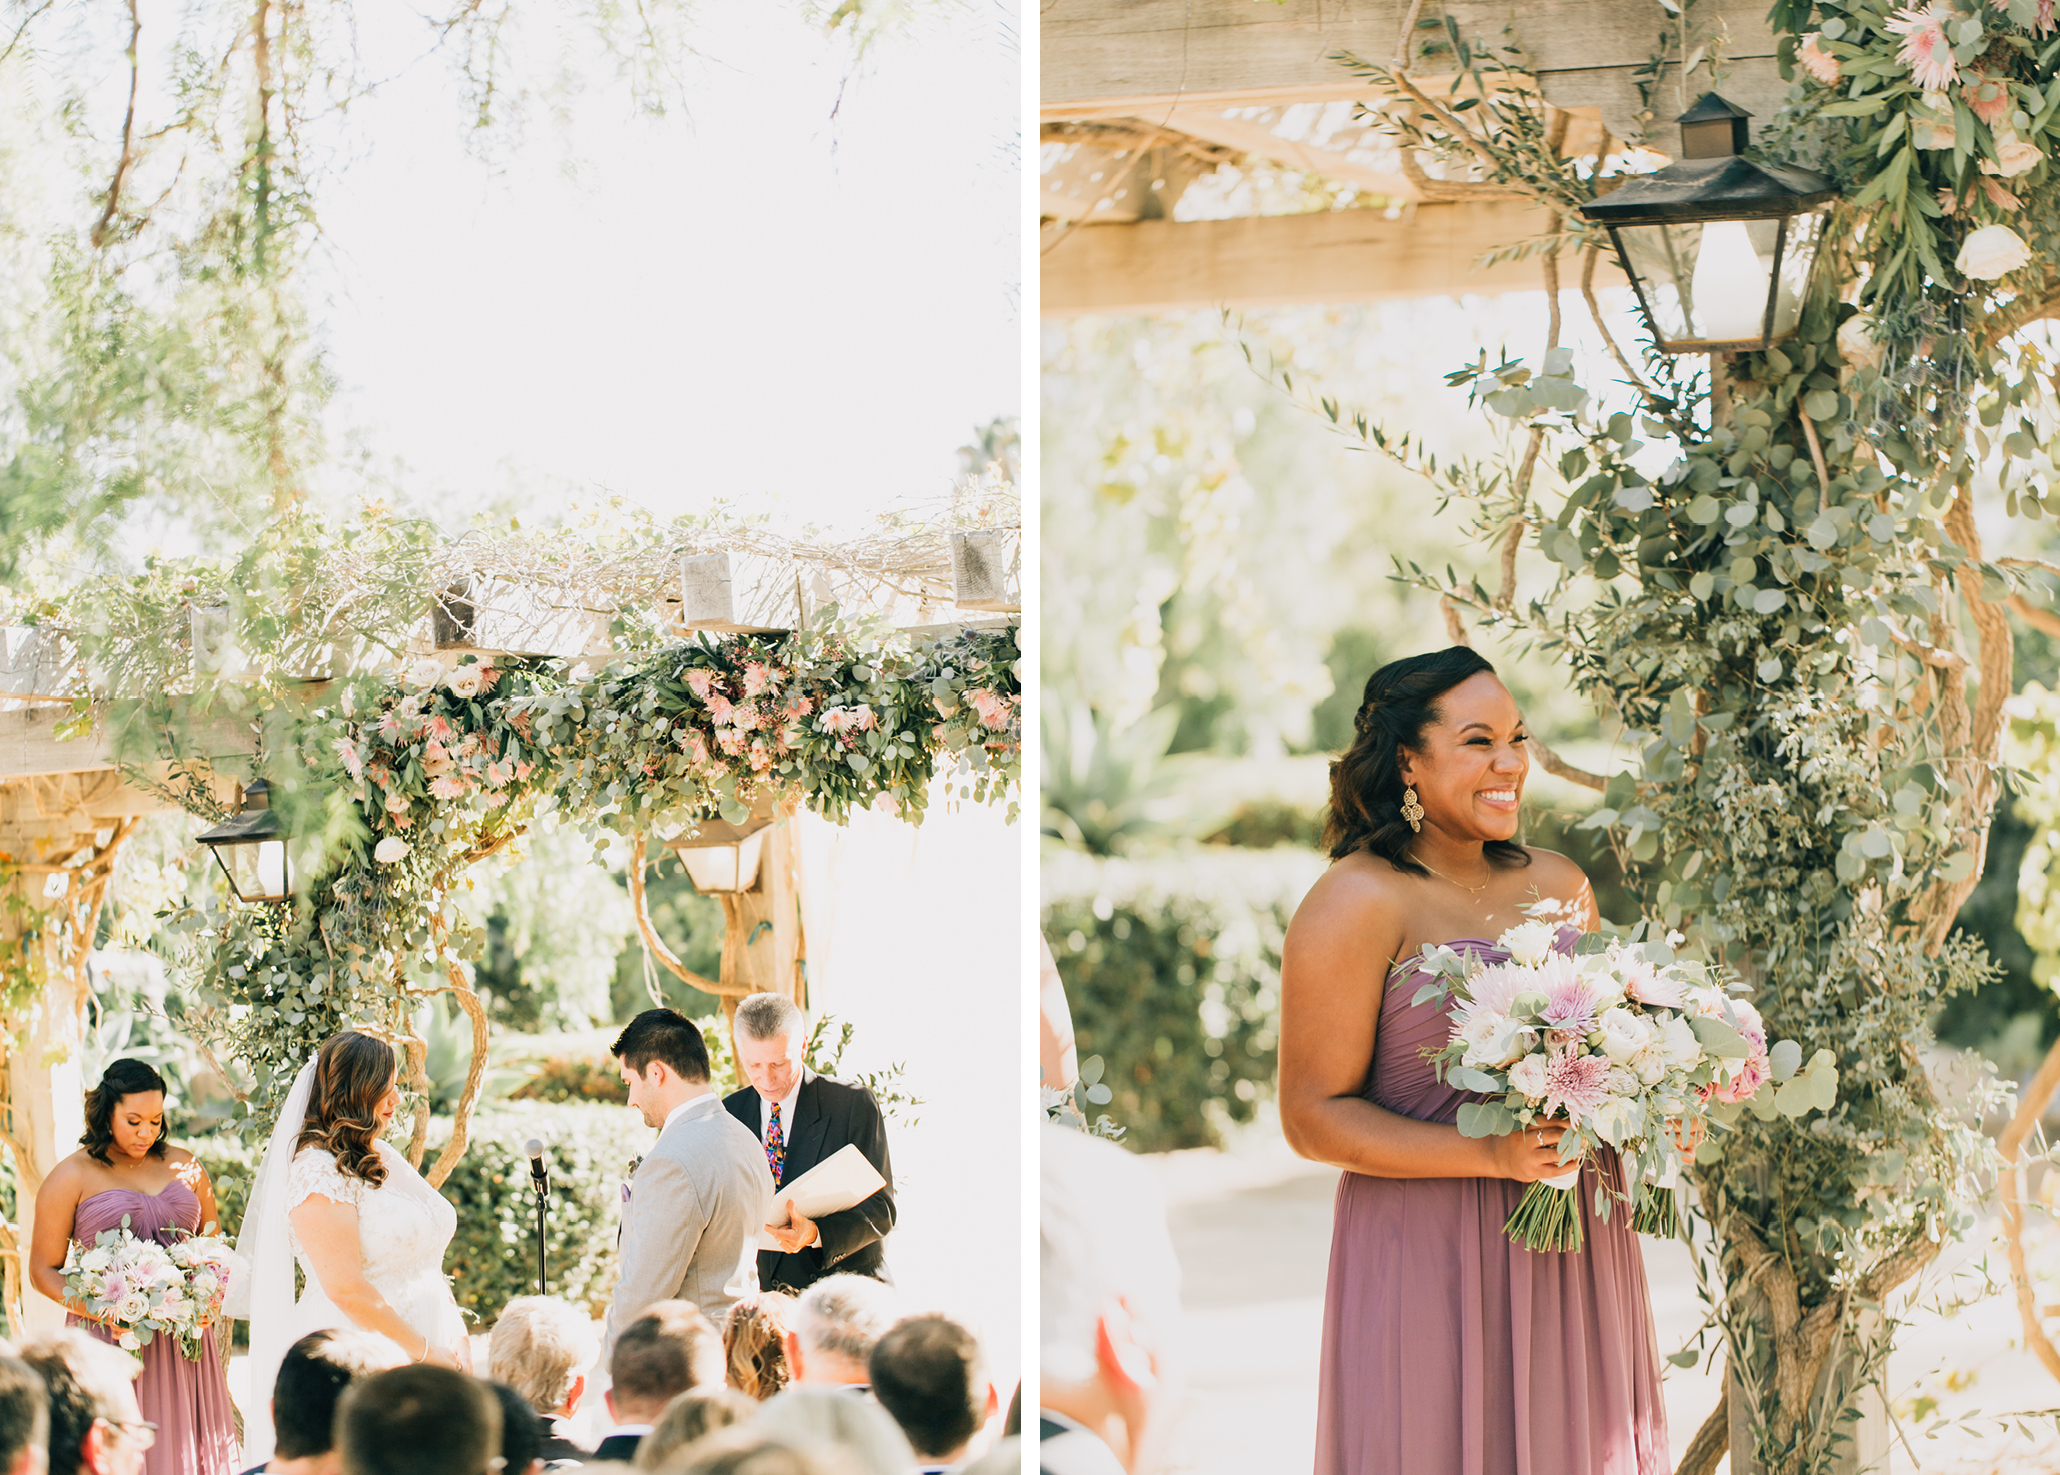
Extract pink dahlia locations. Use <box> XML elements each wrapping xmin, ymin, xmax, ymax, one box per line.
<box><xmin>335</xmin><ymin>738</ymin><xmax>364</xmax><ymax>780</ymax></box>
<box><xmin>1542</xmin><ymin>1049</ymin><xmax>1613</xmax><ymax>1121</ymax></box>
<box><xmin>1887</xmin><ymin>5</ymin><xmax>1960</xmax><ymax>91</ymax></box>
<box><xmin>428</xmin><ymin>773</ymin><xmax>470</xmax><ymax>801</ymax></box>
<box><xmin>1540</xmin><ymin>969</ymin><xmax>1606</xmax><ymax>1038</ymax></box>
<box><xmin>1798</xmin><ymin>33</ymin><xmax>1840</xmax><ymax>85</ymax></box>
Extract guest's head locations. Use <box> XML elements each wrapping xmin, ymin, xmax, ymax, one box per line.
<box><xmin>80</xmin><ymin>1061</ymin><xmax>167</xmax><ymax>1167</ymax></box>
<box><xmin>1042</xmin><ymin>1122</ymin><xmax>1183</xmax><ymax>1475</ymax></box>
<box><xmin>336</xmin><ymin>1365</ymin><xmax>500</xmax><ymax>1475</ymax></box>
<box><xmin>20</xmin><ymin>1332</ymin><xmax>142</xmax><ymax>1475</ymax></box>
<box><xmin>731</xmin><ymin>994</ymin><xmax>805</xmax><ymax>1103</ymax></box>
<box><xmin>611</xmin><ymin>1011</ymin><xmax>712</xmax><ymax>1128</ymax></box>
<box><xmin>0</xmin><ymin>1353</ymin><xmax>48</xmax><ymax>1475</ymax></box>
<box><xmin>752</xmin><ymin>1388</ymin><xmax>911</xmax><ymax>1475</ymax></box>
<box><xmin>1325</xmin><ymin>645</ymin><xmax>1533</xmax><ymax>864</ymax></box>
<box><xmin>784</xmin><ymin>1277</ymin><xmax>895</xmax><ymax>1388</ymax></box>
<box><xmin>605</xmin><ymin>1302</ymin><xmax>723</xmax><ymax>1426</ymax></box>
<box><xmin>488</xmin><ymin>1295</ymin><xmax>599</xmax><ymax>1419</ymax></box>
<box><xmin>483</xmin><ymin>1381</ymin><xmax>543</xmax><ymax>1475</ymax></box>
<box><xmin>297</xmin><ymin>1031</ymin><xmax>402</xmax><ymax>1188</ymax></box>
<box><xmin>631</xmin><ymin>1387</ymin><xmax>753</xmax><ymax>1471</ymax></box>
<box><xmin>272</xmin><ymin>1330</ymin><xmax>397</xmax><ymax>1471</ymax></box>
<box><xmin>720</xmin><ymin>1293</ymin><xmax>793</xmax><ymax>1401</ymax></box>
<box><xmin>868</xmin><ymin>1315</ymin><xmax>996</xmax><ymax>1465</ymax></box>
<box><xmin>649</xmin><ymin>1432</ymin><xmax>848</xmax><ymax>1475</ymax></box>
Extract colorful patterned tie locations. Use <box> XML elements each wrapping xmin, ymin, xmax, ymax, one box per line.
<box><xmin>766</xmin><ymin>1101</ymin><xmax>786</xmax><ymax>1186</ymax></box>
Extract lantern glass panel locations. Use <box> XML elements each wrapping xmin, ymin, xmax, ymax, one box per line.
<box><xmin>1612</xmin><ymin>211</ymin><xmax>1823</xmax><ymax>352</ymax></box>
<box><xmin>217</xmin><ymin>838</ymin><xmax>290</xmax><ymax>903</ymax></box>
<box><xmin>679</xmin><ymin>830</ymin><xmax>766</xmax><ymax>894</ymax></box>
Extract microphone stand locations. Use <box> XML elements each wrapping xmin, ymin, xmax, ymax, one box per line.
<box><xmin>526</xmin><ymin>1141</ymin><xmax>551</xmax><ymax>1296</ymax></box>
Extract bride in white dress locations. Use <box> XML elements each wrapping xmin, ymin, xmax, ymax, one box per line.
<box><xmin>230</xmin><ymin>1031</ymin><xmax>469</xmax><ymax>1463</ymax></box>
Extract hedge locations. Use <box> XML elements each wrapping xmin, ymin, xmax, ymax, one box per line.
<box><xmin>1042</xmin><ymin>845</ymin><xmax>1328</xmax><ymax>1152</ymax></box>
<box><xmin>190</xmin><ymin>1099</ymin><xmax>647</xmax><ymax>1330</ymax></box>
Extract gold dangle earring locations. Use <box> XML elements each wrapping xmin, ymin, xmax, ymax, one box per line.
<box><xmin>1400</xmin><ymin>786</ymin><xmax>1425</xmax><ymax>833</ymax></box>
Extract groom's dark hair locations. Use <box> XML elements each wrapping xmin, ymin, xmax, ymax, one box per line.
<box><xmin>338</xmin><ymin>1366</ymin><xmax>499</xmax><ymax>1475</ymax></box>
<box><xmin>612</xmin><ymin>1009</ymin><xmax>712</xmax><ymax>1084</ymax></box>
<box><xmin>274</xmin><ymin>1330</ymin><xmax>393</xmax><ymax>1460</ymax></box>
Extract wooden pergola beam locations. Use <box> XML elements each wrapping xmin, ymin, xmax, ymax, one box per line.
<box><xmin>1042</xmin><ymin>203</ymin><xmax>1626</xmax><ymax>317</ymax></box>
<box><xmin>1042</xmin><ymin>0</ymin><xmax>1787</xmax><ymax>145</ymax></box>
<box><xmin>0</xmin><ymin>703</ymin><xmax>257</xmax><ymax>782</ymax></box>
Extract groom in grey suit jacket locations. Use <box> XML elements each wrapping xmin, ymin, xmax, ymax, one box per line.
<box><xmin>601</xmin><ymin>1009</ymin><xmax>774</xmax><ymax>1362</ymax></box>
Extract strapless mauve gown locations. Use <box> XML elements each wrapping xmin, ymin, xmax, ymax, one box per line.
<box><xmin>72</xmin><ymin>1182</ymin><xmax>239</xmax><ymax>1475</ymax></box>
<box><xmin>1314</xmin><ymin>931</ymin><xmax>1670</xmax><ymax>1475</ymax></box>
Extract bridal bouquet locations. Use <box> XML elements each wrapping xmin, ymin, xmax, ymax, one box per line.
<box><xmin>1411</xmin><ymin>914</ymin><xmax>1836</xmax><ymax>1252</ymax></box>
<box><xmin>63</xmin><ymin>1219</ymin><xmax>243</xmax><ymax>1358</ymax></box>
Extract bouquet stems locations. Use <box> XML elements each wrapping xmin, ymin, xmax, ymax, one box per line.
<box><xmin>1632</xmin><ymin>1185</ymin><xmax>1680</xmax><ymax>1239</ymax></box>
<box><xmin>1504</xmin><ymin>1178</ymin><xmax>1585</xmax><ymax>1252</ymax></box>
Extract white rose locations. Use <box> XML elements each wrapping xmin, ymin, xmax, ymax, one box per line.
<box><xmin>117</xmin><ymin>1333</ymin><xmax>139</xmax><ymax>1351</ymax></box>
<box><xmin>114</xmin><ymin>1294</ymin><xmax>148</xmax><ymax>1324</ymax></box>
<box><xmin>1836</xmin><ymin>313</ymin><xmax>1883</xmax><ymax>372</ymax></box>
<box><xmin>1659</xmin><ymin>1014</ymin><xmax>1703</xmax><ymax>1069</ymax></box>
<box><xmin>373</xmin><ymin>836</ymin><xmax>410</xmax><ymax>865</ymax></box>
<box><xmin>1958</xmin><ymin>224</ymin><xmax>2031</xmax><ymax>280</ymax></box>
<box><xmin>1501</xmin><ymin>921</ymin><xmax>1556</xmax><ymax>968</ymax></box>
<box><xmin>1985</xmin><ymin>130</ymin><xmax>2044</xmax><ymax>178</ymax></box>
<box><xmin>1508</xmin><ymin>1054</ymin><xmax>1550</xmax><ymax>1098</ymax></box>
<box><xmin>80</xmin><ymin>1249</ymin><xmax>111</xmax><ymax>1273</ymax></box>
<box><xmin>1596</xmin><ymin>1006</ymin><xmax>1652</xmax><ymax>1064</ymax></box>
<box><xmin>1590</xmin><ymin>1096</ymin><xmax>1644</xmax><ymax>1146</ymax></box>
<box><xmin>1631</xmin><ymin>1042</ymin><xmax>1671</xmax><ymax>1086</ymax></box>
<box><xmin>406</xmin><ymin>656</ymin><xmax>446</xmax><ymax>690</ymax></box>
<box><xmin>445</xmin><ymin>664</ymin><xmax>483</xmax><ymax>699</ymax></box>
<box><xmin>1459</xmin><ymin>1010</ymin><xmax>1531</xmax><ymax>1069</ymax></box>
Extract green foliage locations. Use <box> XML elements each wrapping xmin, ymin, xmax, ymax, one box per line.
<box><xmin>1041</xmin><ymin>703</ymin><xmax>1212</xmax><ymax>854</ymax></box>
<box><xmin>1042</xmin><ymin>846</ymin><xmax>1326</xmax><ymax>1152</ymax></box>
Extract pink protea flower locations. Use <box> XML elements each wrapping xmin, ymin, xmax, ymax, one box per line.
<box><xmin>375</xmin><ymin>711</ymin><xmax>404</xmax><ymax>742</ymax></box>
<box><xmin>514</xmin><ymin>761</ymin><xmax>534</xmax><ymax>781</ymax></box>
<box><xmin>743</xmin><ymin>662</ymin><xmax>774</xmax><ymax>697</ymax></box>
<box><xmin>708</xmin><ymin>693</ymin><xmax>736</xmax><ymax>726</ymax></box>
<box><xmin>425</xmin><ymin>715</ymin><xmax>456</xmax><ymax>744</ymax></box>
<box><xmin>686</xmin><ymin>731</ymin><xmax>711</xmax><ymax>765</ymax></box>
<box><xmin>967</xmin><ymin>688</ymin><xmax>1014</xmax><ymax>730</ymax></box>
<box><xmin>1798</xmin><ymin>33</ymin><xmax>1841</xmax><ymax>85</ymax></box>
<box><xmin>684</xmin><ymin>668</ymin><xmax>717</xmax><ymax>701</ymax></box>
<box><xmin>420</xmin><ymin>740</ymin><xmax>453</xmax><ymax>777</ymax></box>
<box><xmin>1541</xmin><ymin>1049</ymin><xmax>1613</xmax><ymax>1122</ymax></box>
<box><xmin>783</xmin><ymin>692</ymin><xmax>816</xmax><ymax>720</ymax></box>
<box><xmin>1887</xmin><ymin>5</ymin><xmax>1960</xmax><ymax>91</ymax></box>
<box><xmin>335</xmin><ymin>738</ymin><xmax>364</xmax><ymax>780</ymax></box>
<box><xmin>474</xmin><ymin>665</ymin><xmax>499</xmax><ymax>692</ymax></box>
<box><xmin>481</xmin><ymin>761</ymin><xmax>512</xmax><ymax>790</ymax></box>
<box><xmin>429</xmin><ymin>773</ymin><xmax>470</xmax><ymax>801</ymax></box>
<box><xmin>853</xmin><ymin>704</ymin><xmax>879</xmax><ymax>732</ymax></box>
<box><xmin>1965</xmin><ymin>74</ymin><xmax>2009</xmax><ymax>126</ymax></box>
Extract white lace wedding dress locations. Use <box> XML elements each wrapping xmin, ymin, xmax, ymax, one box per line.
<box><xmin>282</xmin><ymin>1139</ymin><xmax>467</xmax><ymax>1358</ymax></box>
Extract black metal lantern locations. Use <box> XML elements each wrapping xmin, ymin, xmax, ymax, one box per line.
<box><xmin>1580</xmin><ymin>94</ymin><xmax>1837</xmax><ymax>354</ymax></box>
<box><xmin>195</xmin><ymin>778</ymin><xmax>292</xmax><ymax>904</ymax></box>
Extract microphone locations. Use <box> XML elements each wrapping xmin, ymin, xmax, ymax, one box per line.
<box><xmin>524</xmin><ymin>1139</ymin><xmax>551</xmax><ymax>1297</ymax></box>
<box><xmin>526</xmin><ymin>1139</ymin><xmax>550</xmax><ymax>1194</ymax></box>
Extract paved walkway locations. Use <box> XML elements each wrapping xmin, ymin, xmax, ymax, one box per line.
<box><xmin>1146</xmin><ymin>1121</ymin><xmax>2060</xmax><ymax>1474</ymax></box>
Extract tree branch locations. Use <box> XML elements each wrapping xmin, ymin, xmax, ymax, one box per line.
<box><xmin>1528</xmin><ymin>735</ymin><xmax>1608</xmax><ymax>791</ymax></box>
<box><xmin>1674</xmin><ymin>1393</ymin><xmax>1729</xmax><ymax>1475</ymax></box>
<box><xmin>2000</xmin><ymin>1032</ymin><xmax>2060</xmax><ymax>1386</ymax></box>
<box><xmin>628</xmin><ymin>834</ymin><xmax>724</xmax><ymax>995</ymax></box>
<box><xmin>2009</xmin><ymin>593</ymin><xmax>2060</xmax><ymax>638</ymax></box>
<box><xmin>90</xmin><ymin>0</ymin><xmax>143</xmax><ymax>251</ymax></box>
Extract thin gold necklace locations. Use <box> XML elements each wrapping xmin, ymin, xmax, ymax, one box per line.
<box><xmin>1414</xmin><ymin>855</ymin><xmax>1492</xmax><ymax>898</ymax></box>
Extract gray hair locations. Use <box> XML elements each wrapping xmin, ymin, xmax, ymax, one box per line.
<box><xmin>488</xmin><ymin>1296</ymin><xmax>600</xmax><ymax>1413</ymax></box>
<box><xmin>734</xmin><ymin>993</ymin><xmax>805</xmax><ymax>1043</ymax></box>
<box><xmin>752</xmin><ymin>1388</ymin><xmax>913</xmax><ymax>1475</ymax></box>
<box><xmin>790</xmin><ymin>1275</ymin><xmax>897</xmax><ymax>1367</ymax></box>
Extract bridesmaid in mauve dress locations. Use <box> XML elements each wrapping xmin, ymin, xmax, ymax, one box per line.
<box><xmin>29</xmin><ymin>1059</ymin><xmax>240</xmax><ymax>1475</ymax></box>
<box><xmin>1281</xmin><ymin>648</ymin><xmax>1668</xmax><ymax>1475</ymax></box>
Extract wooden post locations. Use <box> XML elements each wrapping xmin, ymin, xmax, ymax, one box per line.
<box><xmin>10</xmin><ymin>925</ymin><xmax>84</xmax><ymax>1337</ymax></box>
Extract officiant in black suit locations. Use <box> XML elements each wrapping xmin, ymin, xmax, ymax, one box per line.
<box><xmin>721</xmin><ymin>991</ymin><xmax>895</xmax><ymax>1295</ymax></box>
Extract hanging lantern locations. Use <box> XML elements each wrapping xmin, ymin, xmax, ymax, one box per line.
<box><xmin>1579</xmin><ymin>93</ymin><xmax>1837</xmax><ymax>354</ymax></box>
<box><xmin>195</xmin><ymin>779</ymin><xmax>292</xmax><ymax>905</ymax></box>
<box><xmin>666</xmin><ymin>811</ymin><xmax>773</xmax><ymax>895</ymax></box>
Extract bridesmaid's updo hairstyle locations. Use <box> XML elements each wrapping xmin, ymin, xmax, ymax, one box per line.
<box><xmin>81</xmin><ymin>1058</ymin><xmax>168</xmax><ymax>1164</ymax></box>
<box><xmin>1324</xmin><ymin>645</ymin><xmax>1533</xmax><ymax>876</ymax></box>
<box><xmin>295</xmin><ymin>1030</ymin><xmax>396</xmax><ymax>1187</ymax></box>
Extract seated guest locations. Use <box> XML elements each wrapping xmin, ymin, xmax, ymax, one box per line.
<box><xmin>652</xmin><ymin>1432</ymin><xmax>836</xmax><ymax>1475</ymax></box>
<box><xmin>483</xmin><ymin>1383</ymin><xmax>545</xmax><ymax>1475</ymax></box>
<box><xmin>868</xmin><ymin>1316</ymin><xmax>998</xmax><ymax>1473</ymax></box>
<box><xmin>0</xmin><ymin>1352</ymin><xmax>47</xmax><ymax>1475</ymax></box>
<box><xmin>595</xmin><ymin>1304</ymin><xmax>724</xmax><ymax>1463</ymax></box>
<box><xmin>20</xmin><ymin>1332</ymin><xmax>144</xmax><ymax>1475</ymax></box>
<box><xmin>752</xmin><ymin>1389</ymin><xmax>911</xmax><ymax>1475</ymax></box>
<box><xmin>629</xmin><ymin>1390</ymin><xmax>752</xmax><ymax>1471</ymax></box>
<box><xmin>782</xmin><ymin>1278</ymin><xmax>896</xmax><ymax>1390</ymax></box>
<box><xmin>489</xmin><ymin>1297</ymin><xmax>601</xmax><ymax>1462</ymax></box>
<box><xmin>243</xmin><ymin>1331</ymin><xmax>396</xmax><ymax>1475</ymax></box>
<box><xmin>719</xmin><ymin>1295</ymin><xmax>792</xmax><ymax>1402</ymax></box>
<box><xmin>336</xmin><ymin>1366</ymin><xmax>501</xmax><ymax>1475</ymax></box>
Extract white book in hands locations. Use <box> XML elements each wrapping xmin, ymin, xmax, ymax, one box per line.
<box><xmin>758</xmin><ymin>1144</ymin><xmax>886</xmax><ymax>1251</ymax></box>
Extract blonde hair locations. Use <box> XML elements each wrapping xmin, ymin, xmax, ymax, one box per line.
<box><xmin>721</xmin><ymin>1293</ymin><xmax>793</xmax><ymax>1400</ymax></box>
<box><xmin>633</xmin><ymin>1388</ymin><xmax>754</xmax><ymax>1471</ymax></box>
<box><xmin>488</xmin><ymin>1297</ymin><xmax>600</xmax><ymax>1414</ymax></box>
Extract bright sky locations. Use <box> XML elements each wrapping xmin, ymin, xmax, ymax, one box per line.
<box><xmin>307</xmin><ymin>0</ymin><xmax>1021</xmax><ymax>536</ymax></box>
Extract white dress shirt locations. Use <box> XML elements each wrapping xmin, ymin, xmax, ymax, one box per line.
<box><xmin>757</xmin><ymin>1079</ymin><xmax>804</xmax><ymax>1140</ymax></box>
<box><xmin>662</xmin><ymin>1090</ymin><xmax>719</xmax><ymax>1137</ymax></box>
